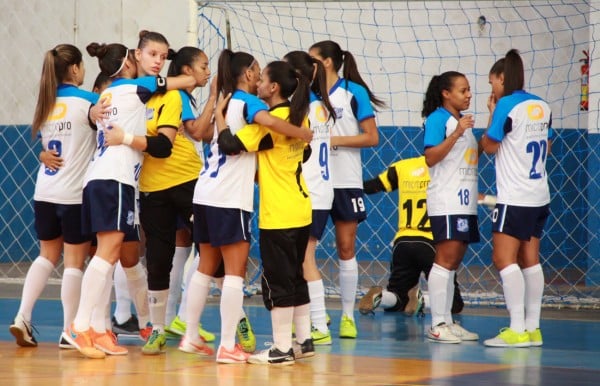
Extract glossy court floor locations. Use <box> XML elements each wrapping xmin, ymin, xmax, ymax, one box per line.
<box><xmin>0</xmin><ymin>295</ymin><xmax>598</xmax><ymax>386</ymax></box>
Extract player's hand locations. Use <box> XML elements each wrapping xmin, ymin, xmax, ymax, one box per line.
<box><xmin>90</xmin><ymin>97</ymin><xmax>111</xmax><ymax>123</ymax></box>
<box><xmin>103</xmin><ymin>123</ymin><xmax>125</xmax><ymax>146</ymax></box>
<box><xmin>40</xmin><ymin>149</ymin><xmax>63</xmax><ymax>171</ymax></box>
<box><xmin>487</xmin><ymin>93</ymin><xmax>497</xmax><ymax>113</ymax></box>
<box><xmin>456</xmin><ymin>114</ymin><xmax>474</xmax><ymax>135</ymax></box>
<box><xmin>300</xmin><ymin>126</ymin><xmax>313</xmax><ymax>143</ymax></box>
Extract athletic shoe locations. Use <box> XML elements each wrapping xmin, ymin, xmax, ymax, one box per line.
<box><xmin>216</xmin><ymin>344</ymin><xmax>251</xmax><ymax>364</ymax></box>
<box><xmin>403</xmin><ymin>287</ymin><xmax>424</xmax><ymax>316</ymax></box>
<box><xmin>448</xmin><ymin>322</ymin><xmax>479</xmax><ymax>341</ymax></box>
<box><xmin>139</xmin><ymin>323</ymin><xmax>153</xmax><ymax>341</ymax></box>
<box><xmin>142</xmin><ymin>330</ymin><xmax>167</xmax><ymax>355</ymax></box>
<box><xmin>358</xmin><ymin>286</ymin><xmax>382</xmax><ymax>315</ymax></box>
<box><xmin>59</xmin><ymin>332</ymin><xmax>75</xmax><ymax>349</ymax></box>
<box><xmin>339</xmin><ymin>314</ymin><xmax>357</xmax><ymax>339</ymax></box>
<box><xmin>292</xmin><ymin>338</ymin><xmax>315</xmax><ymax>359</ymax></box>
<box><xmin>178</xmin><ymin>336</ymin><xmax>214</xmax><ymax>356</ymax></box>
<box><xmin>9</xmin><ymin>314</ymin><xmax>38</xmax><ymax>347</ymax></box>
<box><xmin>236</xmin><ymin>316</ymin><xmax>256</xmax><ymax>353</ymax></box>
<box><xmin>165</xmin><ymin>315</ymin><xmax>215</xmax><ymax>342</ymax></box>
<box><xmin>426</xmin><ymin>322</ymin><xmax>461</xmax><ymax>344</ymax></box>
<box><xmin>63</xmin><ymin>324</ymin><xmax>106</xmax><ymax>359</ymax></box>
<box><xmin>111</xmin><ymin>315</ymin><xmax>140</xmax><ymax>336</ymax></box>
<box><xmin>311</xmin><ymin>326</ymin><xmax>332</xmax><ymax>345</ymax></box>
<box><xmin>91</xmin><ymin>329</ymin><xmax>128</xmax><ymax>355</ymax></box>
<box><xmin>247</xmin><ymin>347</ymin><xmax>295</xmax><ymax>366</ymax></box>
<box><xmin>528</xmin><ymin>328</ymin><xmax>543</xmax><ymax>347</ymax></box>
<box><xmin>484</xmin><ymin>327</ymin><xmax>531</xmax><ymax>348</ymax></box>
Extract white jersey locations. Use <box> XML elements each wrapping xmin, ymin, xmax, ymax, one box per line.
<box><xmin>83</xmin><ymin>76</ymin><xmax>158</xmax><ymax>189</ymax></box>
<box><xmin>328</xmin><ymin>78</ymin><xmax>376</xmax><ymax>189</ymax></box>
<box><xmin>303</xmin><ymin>92</ymin><xmax>334</xmax><ymax>210</ymax></box>
<box><xmin>34</xmin><ymin>84</ymin><xmax>98</xmax><ymax>204</ymax></box>
<box><xmin>487</xmin><ymin>90</ymin><xmax>553</xmax><ymax>206</ymax></box>
<box><xmin>424</xmin><ymin>107</ymin><xmax>478</xmax><ymax>216</ymax></box>
<box><xmin>193</xmin><ymin>89</ymin><xmax>268</xmax><ymax>212</ymax></box>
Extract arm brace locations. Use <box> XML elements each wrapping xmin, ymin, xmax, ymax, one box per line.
<box><xmin>145</xmin><ymin>132</ymin><xmax>173</xmax><ymax>158</ymax></box>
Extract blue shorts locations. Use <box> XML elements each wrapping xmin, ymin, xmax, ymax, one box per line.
<box><xmin>310</xmin><ymin>210</ymin><xmax>330</xmax><ymax>240</ymax></box>
<box><xmin>492</xmin><ymin>204</ymin><xmax>550</xmax><ymax>240</ymax></box>
<box><xmin>330</xmin><ymin>188</ymin><xmax>367</xmax><ymax>223</ymax></box>
<box><xmin>82</xmin><ymin>180</ymin><xmax>137</xmax><ymax>237</ymax></box>
<box><xmin>430</xmin><ymin>214</ymin><xmax>480</xmax><ymax>244</ymax></box>
<box><xmin>193</xmin><ymin>204</ymin><xmax>251</xmax><ymax>247</ymax></box>
<box><xmin>34</xmin><ymin>201</ymin><xmax>92</xmax><ymax>244</ymax></box>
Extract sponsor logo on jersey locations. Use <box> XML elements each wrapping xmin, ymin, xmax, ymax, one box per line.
<box><xmin>411</xmin><ymin>166</ymin><xmax>426</xmax><ymax>177</ymax></box>
<box><xmin>314</xmin><ymin>105</ymin><xmax>329</xmax><ymax>122</ymax></box>
<box><xmin>463</xmin><ymin>148</ymin><xmax>478</xmax><ymax>165</ymax></box>
<box><xmin>48</xmin><ymin>103</ymin><xmax>67</xmax><ymax>120</ymax></box>
<box><xmin>527</xmin><ymin>103</ymin><xmax>544</xmax><ymax>120</ymax></box>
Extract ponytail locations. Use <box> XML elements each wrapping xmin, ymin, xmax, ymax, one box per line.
<box><xmin>32</xmin><ymin>44</ymin><xmax>83</xmax><ymax>138</ymax></box>
<box><xmin>217</xmin><ymin>49</ymin><xmax>255</xmax><ymax>111</ymax></box>
<box><xmin>502</xmin><ymin>49</ymin><xmax>524</xmax><ymax>96</ymax></box>
<box><xmin>265</xmin><ymin>61</ymin><xmax>309</xmax><ymax>126</ymax></box>
<box><xmin>310</xmin><ymin>40</ymin><xmax>385</xmax><ymax>109</ymax></box>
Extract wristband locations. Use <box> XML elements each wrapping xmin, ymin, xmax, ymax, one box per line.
<box><xmin>122</xmin><ymin>132</ymin><xmax>134</xmax><ymax>146</ymax></box>
<box><xmin>478</xmin><ymin>194</ymin><xmax>497</xmax><ymax>209</ymax></box>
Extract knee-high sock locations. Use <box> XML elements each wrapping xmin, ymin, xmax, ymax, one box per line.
<box><xmin>166</xmin><ymin>246</ymin><xmax>192</xmax><ymax>326</ymax></box>
<box><xmin>18</xmin><ymin>256</ymin><xmax>55</xmax><ymax>321</ymax></box>
<box><xmin>124</xmin><ymin>262</ymin><xmax>150</xmax><ymax>328</ymax></box>
<box><xmin>271</xmin><ymin>306</ymin><xmax>294</xmax><ymax>353</ymax></box>
<box><xmin>147</xmin><ymin>289</ymin><xmax>169</xmax><ymax>333</ymax></box>
<box><xmin>339</xmin><ymin>257</ymin><xmax>358</xmax><ymax>319</ymax></box>
<box><xmin>61</xmin><ymin>268</ymin><xmax>83</xmax><ymax>330</ymax></box>
<box><xmin>90</xmin><ymin>265</ymin><xmax>115</xmax><ymax>332</ymax></box>
<box><xmin>500</xmin><ymin>264</ymin><xmax>526</xmax><ymax>333</ymax></box>
<box><xmin>73</xmin><ymin>257</ymin><xmax>113</xmax><ymax>332</ymax></box>
<box><xmin>308</xmin><ymin>279</ymin><xmax>328</xmax><ymax>332</ymax></box>
<box><xmin>293</xmin><ymin>303</ymin><xmax>311</xmax><ymax>343</ymax></box>
<box><xmin>444</xmin><ymin>270</ymin><xmax>456</xmax><ymax>325</ymax></box>
<box><xmin>522</xmin><ymin>264</ymin><xmax>544</xmax><ymax>331</ymax></box>
<box><xmin>184</xmin><ymin>271</ymin><xmax>212</xmax><ymax>342</ymax></box>
<box><xmin>177</xmin><ymin>254</ymin><xmax>199</xmax><ymax>321</ymax></box>
<box><xmin>219</xmin><ymin>275</ymin><xmax>244</xmax><ymax>350</ymax></box>
<box><xmin>113</xmin><ymin>261</ymin><xmax>132</xmax><ymax>324</ymax></box>
<box><xmin>428</xmin><ymin>263</ymin><xmax>450</xmax><ymax>327</ymax></box>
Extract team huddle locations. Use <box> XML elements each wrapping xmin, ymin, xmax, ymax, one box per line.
<box><xmin>9</xmin><ymin>28</ymin><xmax>552</xmax><ymax>365</ymax></box>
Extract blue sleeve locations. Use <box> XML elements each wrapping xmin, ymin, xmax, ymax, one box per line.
<box><xmin>179</xmin><ymin>90</ymin><xmax>196</xmax><ymax>122</ymax></box>
<box><xmin>348</xmin><ymin>82</ymin><xmax>375</xmax><ymax>122</ymax></box>
<box><xmin>487</xmin><ymin>97</ymin><xmax>515</xmax><ymax>142</ymax></box>
<box><xmin>243</xmin><ymin>94</ymin><xmax>269</xmax><ymax>123</ymax></box>
<box><xmin>423</xmin><ymin>110</ymin><xmax>447</xmax><ymax>148</ymax></box>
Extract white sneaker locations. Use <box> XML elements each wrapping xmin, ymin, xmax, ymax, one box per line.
<box><xmin>247</xmin><ymin>347</ymin><xmax>295</xmax><ymax>365</ymax></box>
<box><xmin>59</xmin><ymin>332</ymin><xmax>76</xmax><ymax>349</ymax></box>
<box><xmin>448</xmin><ymin>322</ymin><xmax>479</xmax><ymax>341</ymax></box>
<box><xmin>9</xmin><ymin>313</ymin><xmax>37</xmax><ymax>347</ymax></box>
<box><xmin>426</xmin><ymin>322</ymin><xmax>461</xmax><ymax>344</ymax></box>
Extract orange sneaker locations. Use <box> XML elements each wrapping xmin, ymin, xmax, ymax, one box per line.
<box><xmin>216</xmin><ymin>344</ymin><xmax>251</xmax><ymax>364</ymax></box>
<box><xmin>91</xmin><ymin>329</ymin><xmax>128</xmax><ymax>355</ymax></box>
<box><xmin>63</xmin><ymin>325</ymin><xmax>106</xmax><ymax>359</ymax></box>
<box><xmin>139</xmin><ymin>324</ymin><xmax>153</xmax><ymax>342</ymax></box>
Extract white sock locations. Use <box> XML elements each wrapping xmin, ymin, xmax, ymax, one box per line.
<box><xmin>381</xmin><ymin>289</ymin><xmax>399</xmax><ymax>309</ymax></box>
<box><xmin>148</xmin><ymin>289</ymin><xmax>169</xmax><ymax>333</ymax></box>
<box><xmin>522</xmin><ymin>264</ymin><xmax>544</xmax><ymax>331</ymax></box>
<box><xmin>61</xmin><ymin>268</ymin><xmax>83</xmax><ymax>330</ymax></box>
<box><xmin>500</xmin><ymin>264</ymin><xmax>526</xmax><ymax>333</ymax></box>
<box><xmin>90</xmin><ymin>265</ymin><xmax>115</xmax><ymax>332</ymax></box>
<box><xmin>293</xmin><ymin>303</ymin><xmax>311</xmax><ymax>343</ymax></box>
<box><xmin>18</xmin><ymin>256</ymin><xmax>55</xmax><ymax>321</ymax></box>
<box><xmin>271</xmin><ymin>306</ymin><xmax>294</xmax><ymax>353</ymax></box>
<box><xmin>428</xmin><ymin>263</ymin><xmax>450</xmax><ymax>327</ymax></box>
<box><xmin>444</xmin><ymin>270</ymin><xmax>456</xmax><ymax>325</ymax></box>
<box><xmin>166</xmin><ymin>246</ymin><xmax>192</xmax><ymax>325</ymax></box>
<box><xmin>307</xmin><ymin>279</ymin><xmax>328</xmax><ymax>332</ymax></box>
<box><xmin>124</xmin><ymin>262</ymin><xmax>150</xmax><ymax>328</ymax></box>
<box><xmin>178</xmin><ymin>254</ymin><xmax>199</xmax><ymax>321</ymax></box>
<box><xmin>113</xmin><ymin>261</ymin><xmax>132</xmax><ymax>324</ymax></box>
<box><xmin>73</xmin><ymin>257</ymin><xmax>113</xmax><ymax>331</ymax></box>
<box><xmin>339</xmin><ymin>257</ymin><xmax>358</xmax><ymax>319</ymax></box>
<box><xmin>184</xmin><ymin>271</ymin><xmax>212</xmax><ymax>342</ymax></box>
<box><xmin>219</xmin><ymin>275</ymin><xmax>244</xmax><ymax>350</ymax></box>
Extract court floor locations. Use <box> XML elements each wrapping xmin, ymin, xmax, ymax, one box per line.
<box><xmin>0</xmin><ymin>297</ymin><xmax>599</xmax><ymax>385</ymax></box>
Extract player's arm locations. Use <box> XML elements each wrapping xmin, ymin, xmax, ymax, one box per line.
<box><xmin>424</xmin><ymin>115</ymin><xmax>474</xmax><ymax>167</ymax></box>
<box><xmin>185</xmin><ymin>77</ymin><xmax>217</xmax><ymax>142</ymax></box>
<box><xmin>102</xmin><ymin>123</ymin><xmax>175</xmax><ymax>158</ymax></box>
<box><xmin>331</xmin><ymin>116</ymin><xmax>379</xmax><ymax>148</ymax></box>
<box><xmin>253</xmin><ymin>110</ymin><xmax>313</xmax><ymax>143</ymax></box>
<box><xmin>479</xmin><ymin>132</ymin><xmax>500</xmax><ymax>155</ymax></box>
<box><xmin>214</xmin><ymin>93</ymin><xmax>247</xmax><ymax>155</ymax></box>
<box><xmin>364</xmin><ymin>165</ymin><xmax>398</xmax><ymax>194</ymax></box>
<box><xmin>477</xmin><ymin>193</ymin><xmax>497</xmax><ymax>209</ymax></box>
